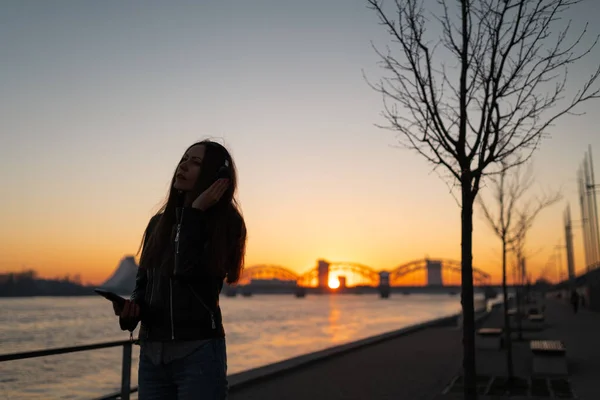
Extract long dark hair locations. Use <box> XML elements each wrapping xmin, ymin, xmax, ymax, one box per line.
<box><xmin>138</xmin><ymin>140</ymin><xmax>247</xmax><ymax>284</ymax></box>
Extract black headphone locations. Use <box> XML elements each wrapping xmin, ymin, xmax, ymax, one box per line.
<box><xmin>217</xmin><ymin>159</ymin><xmax>231</xmax><ymax>180</ymax></box>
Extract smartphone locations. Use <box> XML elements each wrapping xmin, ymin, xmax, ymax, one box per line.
<box><xmin>94</xmin><ymin>288</ymin><xmax>126</xmax><ymax>309</ymax></box>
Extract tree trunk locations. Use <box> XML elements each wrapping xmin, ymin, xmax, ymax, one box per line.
<box><xmin>516</xmin><ymin>288</ymin><xmax>523</xmax><ymax>340</ymax></box>
<box><xmin>516</xmin><ymin>257</ymin><xmax>524</xmax><ymax>340</ymax></box>
<box><xmin>501</xmin><ymin>240</ymin><xmax>514</xmax><ymax>382</ymax></box>
<box><xmin>461</xmin><ymin>182</ymin><xmax>477</xmax><ymax>399</ymax></box>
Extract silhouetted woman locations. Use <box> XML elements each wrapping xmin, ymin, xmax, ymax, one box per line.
<box><xmin>114</xmin><ymin>140</ymin><xmax>246</xmax><ymax>399</ymax></box>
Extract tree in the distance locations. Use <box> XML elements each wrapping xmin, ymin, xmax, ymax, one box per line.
<box><xmin>478</xmin><ymin>160</ymin><xmax>561</xmax><ymax>383</ymax></box>
<box><xmin>365</xmin><ymin>0</ymin><xmax>599</xmax><ymax>397</ymax></box>
<box><xmin>510</xmin><ymin>189</ymin><xmax>561</xmax><ymax>340</ymax></box>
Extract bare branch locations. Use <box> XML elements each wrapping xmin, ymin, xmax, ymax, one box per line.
<box><xmin>510</xmin><ymin>183</ymin><xmax>563</xmax><ymax>256</ymax></box>
<box><xmin>366</xmin><ymin>0</ymin><xmax>600</xmax><ymax>197</ymax></box>
<box><xmin>478</xmin><ymin>159</ymin><xmax>556</xmax><ymax>249</ymax></box>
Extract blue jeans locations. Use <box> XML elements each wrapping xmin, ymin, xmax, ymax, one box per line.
<box><xmin>138</xmin><ymin>339</ymin><xmax>228</xmax><ymax>400</ymax></box>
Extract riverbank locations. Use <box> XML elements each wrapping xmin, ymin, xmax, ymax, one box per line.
<box><xmin>228</xmin><ymin>313</ymin><xmax>461</xmax><ymax>392</ymax></box>
<box><xmin>227</xmin><ymin>310</ymin><xmax>490</xmax><ymax>400</ymax></box>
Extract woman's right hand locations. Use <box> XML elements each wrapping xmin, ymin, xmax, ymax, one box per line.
<box><xmin>116</xmin><ymin>300</ymin><xmax>140</xmax><ymax>326</ymax></box>
<box><xmin>191</xmin><ymin>179</ymin><xmax>230</xmax><ymax>211</ymax></box>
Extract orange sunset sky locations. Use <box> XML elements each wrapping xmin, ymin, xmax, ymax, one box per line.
<box><xmin>1</xmin><ymin>1</ymin><xmax>599</xmax><ymax>286</ymax></box>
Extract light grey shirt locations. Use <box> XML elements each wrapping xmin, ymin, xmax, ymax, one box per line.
<box><xmin>141</xmin><ymin>339</ymin><xmax>211</xmax><ymax>365</ymax></box>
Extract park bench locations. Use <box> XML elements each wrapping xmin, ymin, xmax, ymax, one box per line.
<box><xmin>530</xmin><ymin>340</ymin><xmax>567</xmax><ymax>376</ymax></box>
<box><xmin>476</xmin><ymin>327</ymin><xmax>502</xmax><ymax>350</ymax></box>
<box><xmin>528</xmin><ymin>313</ymin><xmax>545</xmax><ymax>322</ymax></box>
<box><xmin>507</xmin><ymin>308</ymin><xmax>525</xmax><ymax>318</ymax></box>
<box><xmin>527</xmin><ymin>306</ymin><xmax>539</xmax><ymax>315</ymax></box>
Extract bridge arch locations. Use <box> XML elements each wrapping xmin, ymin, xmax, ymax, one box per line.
<box><xmin>240</xmin><ymin>265</ymin><xmax>299</xmax><ymax>285</ymax></box>
<box><xmin>389</xmin><ymin>258</ymin><xmax>490</xmax><ymax>286</ymax></box>
<box><xmin>298</xmin><ymin>261</ymin><xmax>379</xmax><ymax>287</ymax></box>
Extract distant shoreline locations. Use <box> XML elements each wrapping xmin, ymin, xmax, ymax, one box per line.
<box><xmin>0</xmin><ymin>288</ymin><xmax>101</xmax><ymax>298</ymax></box>
<box><xmin>0</xmin><ymin>272</ymin><xmax>121</xmax><ymax>298</ymax></box>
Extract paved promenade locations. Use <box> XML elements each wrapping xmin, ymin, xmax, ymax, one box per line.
<box><xmin>438</xmin><ymin>298</ymin><xmax>600</xmax><ymax>399</ymax></box>
<box><xmin>229</xmin><ymin>324</ymin><xmax>464</xmax><ymax>400</ymax></box>
<box><xmin>228</xmin><ymin>298</ymin><xmax>600</xmax><ymax>400</ymax></box>
<box><xmin>540</xmin><ymin>299</ymin><xmax>600</xmax><ymax>399</ymax></box>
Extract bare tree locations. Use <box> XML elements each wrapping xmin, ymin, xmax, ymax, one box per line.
<box><xmin>511</xmin><ymin>218</ymin><xmax>528</xmax><ymax>341</ymax></box>
<box><xmin>478</xmin><ymin>160</ymin><xmax>561</xmax><ymax>383</ymax></box>
<box><xmin>478</xmin><ymin>161</ymin><xmax>527</xmax><ymax>382</ymax></box>
<box><xmin>510</xmin><ymin>189</ymin><xmax>562</xmax><ymax>339</ymax></box>
<box><xmin>365</xmin><ymin>0</ymin><xmax>599</xmax><ymax>396</ymax></box>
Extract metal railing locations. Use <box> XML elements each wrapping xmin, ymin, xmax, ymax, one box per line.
<box><xmin>0</xmin><ymin>340</ymin><xmax>137</xmax><ymax>400</ymax></box>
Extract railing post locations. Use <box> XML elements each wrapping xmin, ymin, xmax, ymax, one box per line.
<box><xmin>120</xmin><ymin>342</ymin><xmax>132</xmax><ymax>400</ymax></box>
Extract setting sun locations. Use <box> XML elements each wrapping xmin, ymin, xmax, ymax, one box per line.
<box><xmin>328</xmin><ymin>276</ymin><xmax>340</xmax><ymax>289</ymax></box>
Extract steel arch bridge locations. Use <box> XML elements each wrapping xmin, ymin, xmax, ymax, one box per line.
<box><xmin>240</xmin><ymin>258</ymin><xmax>491</xmax><ymax>287</ymax></box>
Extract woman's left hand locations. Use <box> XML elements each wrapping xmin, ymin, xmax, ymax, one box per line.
<box><xmin>191</xmin><ymin>179</ymin><xmax>230</xmax><ymax>210</ymax></box>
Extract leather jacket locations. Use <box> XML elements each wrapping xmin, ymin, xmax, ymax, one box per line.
<box><xmin>122</xmin><ymin>207</ymin><xmax>237</xmax><ymax>341</ymax></box>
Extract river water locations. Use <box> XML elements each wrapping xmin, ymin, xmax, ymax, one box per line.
<box><xmin>0</xmin><ymin>294</ymin><xmax>465</xmax><ymax>399</ymax></box>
